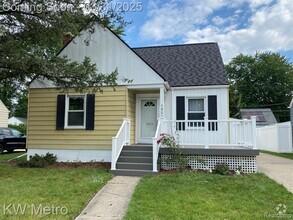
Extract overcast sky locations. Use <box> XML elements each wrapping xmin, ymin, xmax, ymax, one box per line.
<box><xmin>121</xmin><ymin>0</ymin><xmax>293</xmax><ymax>63</ymax></box>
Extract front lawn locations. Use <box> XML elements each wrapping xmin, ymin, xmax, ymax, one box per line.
<box><xmin>260</xmin><ymin>150</ymin><xmax>293</xmax><ymax>160</ymax></box>
<box><xmin>0</xmin><ymin>152</ymin><xmax>26</xmax><ymax>162</ymax></box>
<box><xmin>125</xmin><ymin>172</ymin><xmax>293</xmax><ymax>220</ymax></box>
<box><xmin>0</xmin><ymin>152</ymin><xmax>112</xmax><ymax>219</ymax></box>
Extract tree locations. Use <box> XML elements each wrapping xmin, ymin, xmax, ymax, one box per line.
<box><xmin>226</xmin><ymin>52</ymin><xmax>293</xmax><ymax>122</ymax></box>
<box><xmin>0</xmin><ymin>0</ymin><xmax>129</xmax><ymax>92</ymax></box>
<box><xmin>0</xmin><ymin>0</ymin><xmax>130</xmax><ymax>118</ymax></box>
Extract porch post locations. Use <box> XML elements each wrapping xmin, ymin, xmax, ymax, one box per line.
<box><xmin>204</xmin><ymin>116</ymin><xmax>209</xmax><ymax>149</ymax></box>
<box><xmin>111</xmin><ymin>137</ymin><xmax>117</xmax><ymax>170</ymax></box>
<box><xmin>251</xmin><ymin>116</ymin><xmax>257</xmax><ymax>149</ymax></box>
<box><xmin>159</xmin><ymin>87</ymin><xmax>165</xmax><ymax>119</ymax></box>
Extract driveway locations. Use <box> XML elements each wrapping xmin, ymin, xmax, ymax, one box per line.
<box><xmin>257</xmin><ymin>153</ymin><xmax>293</xmax><ymax>193</ymax></box>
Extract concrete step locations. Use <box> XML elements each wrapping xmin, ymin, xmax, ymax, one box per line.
<box><xmin>118</xmin><ymin>156</ymin><xmax>152</xmax><ymax>163</ymax></box>
<box><xmin>116</xmin><ymin>162</ymin><xmax>153</xmax><ymax>170</ymax></box>
<box><xmin>110</xmin><ymin>169</ymin><xmax>157</xmax><ymax>177</ymax></box>
<box><xmin>120</xmin><ymin>150</ymin><xmax>152</xmax><ymax>157</ymax></box>
<box><xmin>123</xmin><ymin>145</ymin><xmax>152</xmax><ymax>151</ymax></box>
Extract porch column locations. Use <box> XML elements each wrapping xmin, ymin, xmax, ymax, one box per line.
<box><xmin>159</xmin><ymin>87</ymin><xmax>165</xmax><ymax>119</ymax></box>
<box><xmin>204</xmin><ymin>116</ymin><xmax>209</xmax><ymax>149</ymax></box>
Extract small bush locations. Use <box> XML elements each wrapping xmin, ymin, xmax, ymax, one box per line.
<box><xmin>17</xmin><ymin>153</ymin><xmax>57</xmax><ymax>168</ymax></box>
<box><xmin>214</xmin><ymin>163</ymin><xmax>230</xmax><ymax>175</ymax></box>
<box><xmin>43</xmin><ymin>153</ymin><xmax>57</xmax><ymax>164</ymax></box>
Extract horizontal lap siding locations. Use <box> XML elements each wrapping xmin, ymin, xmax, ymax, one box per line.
<box><xmin>27</xmin><ymin>87</ymin><xmax>127</xmax><ymax>150</ymax></box>
<box><xmin>127</xmin><ymin>90</ymin><xmax>136</xmax><ymax>144</ymax></box>
<box><xmin>0</xmin><ymin>102</ymin><xmax>9</xmax><ymax>127</ymax></box>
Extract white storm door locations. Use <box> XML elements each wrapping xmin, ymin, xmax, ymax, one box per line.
<box><xmin>139</xmin><ymin>100</ymin><xmax>158</xmax><ymax>143</ymax></box>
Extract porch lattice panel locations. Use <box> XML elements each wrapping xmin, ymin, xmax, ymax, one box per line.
<box><xmin>160</xmin><ymin>154</ymin><xmax>257</xmax><ymax>173</ymax></box>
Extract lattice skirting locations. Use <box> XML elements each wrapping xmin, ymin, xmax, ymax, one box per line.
<box><xmin>160</xmin><ymin>154</ymin><xmax>257</xmax><ymax>173</ymax></box>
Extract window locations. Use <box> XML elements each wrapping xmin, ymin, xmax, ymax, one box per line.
<box><xmin>0</xmin><ymin>128</ymin><xmax>11</xmax><ymax>136</ymax></box>
<box><xmin>65</xmin><ymin>95</ymin><xmax>86</xmax><ymax>128</ymax></box>
<box><xmin>187</xmin><ymin>98</ymin><xmax>205</xmax><ymax>127</ymax></box>
<box><xmin>11</xmin><ymin>129</ymin><xmax>23</xmax><ymax>137</ymax></box>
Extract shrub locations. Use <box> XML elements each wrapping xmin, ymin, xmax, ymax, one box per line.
<box><xmin>214</xmin><ymin>163</ymin><xmax>230</xmax><ymax>175</ymax></box>
<box><xmin>158</xmin><ymin>133</ymin><xmax>188</xmax><ymax>171</ymax></box>
<box><xmin>17</xmin><ymin>153</ymin><xmax>57</xmax><ymax>168</ymax></box>
<box><xmin>8</xmin><ymin>123</ymin><xmax>26</xmax><ymax>134</ymax></box>
<box><xmin>43</xmin><ymin>153</ymin><xmax>57</xmax><ymax>164</ymax></box>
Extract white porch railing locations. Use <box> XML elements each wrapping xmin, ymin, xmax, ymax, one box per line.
<box><xmin>160</xmin><ymin>116</ymin><xmax>257</xmax><ymax>149</ymax></box>
<box><xmin>152</xmin><ymin>119</ymin><xmax>162</xmax><ymax>172</ymax></box>
<box><xmin>111</xmin><ymin>118</ymin><xmax>130</xmax><ymax>170</ymax></box>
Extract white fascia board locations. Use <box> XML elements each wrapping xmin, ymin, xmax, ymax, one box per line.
<box><xmin>171</xmin><ymin>85</ymin><xmax>229</xmax><ymax>90</ymax></box>
<box><xmin>127</xmin><ymin>83</ymin><xmax>166</xmax><ymax>90</ymax></box>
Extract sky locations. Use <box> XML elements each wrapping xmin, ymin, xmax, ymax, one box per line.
<box><xmin>118</xmin><ymin>0</ymin><xmax>293</xmax><ymax>63</ymax></box>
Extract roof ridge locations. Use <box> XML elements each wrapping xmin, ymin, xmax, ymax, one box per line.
<box><xmin>132</xmin><ymin>42</ymin><xmax>217</xmax><ymax>49</ymax></box>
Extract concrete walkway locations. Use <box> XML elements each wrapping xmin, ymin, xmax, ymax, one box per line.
<box><xmin>257</xmin><ymin>153</ymin><xmax>293</xmax><ymax>193</ymax></box>
<box><xmin>75</xmin><ymin>176</ymin><xmax>141</xmax><ymax>220</ymax></box>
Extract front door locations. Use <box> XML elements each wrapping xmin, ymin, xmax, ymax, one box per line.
<box><xmin>139</xmin><ymin>100</ymin><xmax>158</xmax><ymax>143</ymax></box>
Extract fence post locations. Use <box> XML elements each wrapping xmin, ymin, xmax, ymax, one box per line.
<box><xmin>251</xmin><ymin>116</ymin><xmax>257</xmax><ymax>149</ymax></box>
<box><xmin>204</xmin><ymin>116</ymin><xmax>209</xmax><ymax>149</ymax></box>
<box><xmin>111</xmin><ymin>137</ymin><xmax>117</xmax><ymax>170</ymax></box>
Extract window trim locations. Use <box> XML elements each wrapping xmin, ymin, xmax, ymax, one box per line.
<box><xmin>185</xmin><ymin>97</ymin><xmax>207</xmax><ymax>128</ymax></box>
<box><xmin>64</xmin><ymin>95</ymin><xmax>87</xmax><ymax>129</ymax></box>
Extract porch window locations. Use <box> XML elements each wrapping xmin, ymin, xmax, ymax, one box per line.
<box><xmin>187</xmin><ymin>98</ymin><xmax>205</xmax><ymax>127</ymax></box>
<box><xmin>65</xmin><ymin>95</ymin><xmax>86</xmax><ymax>128</ymax></box>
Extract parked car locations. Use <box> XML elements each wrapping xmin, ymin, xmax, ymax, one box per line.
<box><xmin>0</xmin><ymin>127</ymin><xmax>26</xmax><ymax>154</ymax></box>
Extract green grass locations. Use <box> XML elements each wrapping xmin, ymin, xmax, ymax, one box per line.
<box><xmin>125</xmin><ymin>172</ymin><xmax>293</xmax><ymax>220</ymax></box>
<box><xmin>260</xmin><ymin>150</ymin><xmax>293</xmax><ymax>160</ymax></box>
<box><xmin>0</xmin><ymin>152</ymin><xmax>26</xmax><ymax>162</ymax></box>
<box><xmin>0</xmin><ymin>153</ymin><xmax>112</xmax><ymax>219</ymax></box>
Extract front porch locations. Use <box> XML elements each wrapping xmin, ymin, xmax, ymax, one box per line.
<box><xmin>111</xmin><ymin>118</ymin><xmax>258</xmax><ymax>176</ymax></box>
<box><xmin>111</xmin><ymin>85</ymin><xmax>259</xmax><ymax>176</ymax></box>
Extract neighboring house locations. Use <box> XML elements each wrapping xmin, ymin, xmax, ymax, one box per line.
<box><xmin>0</xmin><ymin>100</ymin><xmax>9</xmax><ymax>127</ymax></box>
<box><xmin>240</xmin><ymin>108</ymin><xmax>277</xmax><ymax>127</ymax></box>
<box><xmin>27</xmin><ymin>24</ymin><xmax>258</xmax><ymax>175</ymax></box>
<box><xmin>8</xmin><ymin>117</ymin><xmax>27</xmax><ymax>126</ymax></box>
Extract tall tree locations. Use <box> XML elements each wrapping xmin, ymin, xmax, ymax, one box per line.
<box><xmin>0</xmin><ymin>0</ymin><xmax>129</xmax><ymax>92</ymax></box>
<box><xmin>226</xmin><ymin>52</ymin><xmax>293</xmax><ymax>121</ymax></box>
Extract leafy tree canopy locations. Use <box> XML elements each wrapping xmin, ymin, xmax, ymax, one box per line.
<box><xmin>0</xmin><ymin>0</ymin><xmax>129</xmax><ymax>115</ymax></box>
<box><xmin>226</xmin><ymin>52</ymin><xmax>293</xmax><ymax>121</ymax></box>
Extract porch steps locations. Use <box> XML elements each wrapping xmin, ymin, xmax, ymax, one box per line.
<box><xmin>110</xmin><ymin>144</ymin><xmax>158</xmax><ymax>177</ymax></box>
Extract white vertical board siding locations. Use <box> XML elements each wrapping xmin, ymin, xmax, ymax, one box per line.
<box><xmin>165</xmin><ymin>87</ymin><xmax>229</xmax><ymax>121</ymax></box>
<box><xmin>164</xmin><ymin>87</ymin><xmax>229</xmax><ymax>146</ymax></box>
<box><xmin>257</xmin><ymin>122</ymin><xmax>293</xmax><ymax>153</ymax></box>
<box><xmin>0</xmin><ymin>101</ymin><xmax>9</xmax><ymax>127</ymax></box>
<box><xmin>58</xmin><ymin>25</ymin><xmax>164</xmax><ymax>86</ymax></box>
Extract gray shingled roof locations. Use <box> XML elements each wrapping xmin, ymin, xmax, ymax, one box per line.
<box><xmin>133</xmin><ymin>43</ymin><xmax>229</xmax><ymax>87</ymax></box>
<box><xmin>240</xmin><ymin>108</ymin><xmax>277</xmax><ymax>127</ymax></box>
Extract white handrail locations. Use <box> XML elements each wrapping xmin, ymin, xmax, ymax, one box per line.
<box><xmin>152</xmin><ymin>119</ymin><xmax>162</xmax><ymax>172</ymax></box>
<box><xmin>111</xmin><ymin>118</ymin><xmax>130</xmax><ymax>170</ymax></box>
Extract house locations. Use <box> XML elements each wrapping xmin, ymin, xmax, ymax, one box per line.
<box><xmin>0</xmin><ymin>100</ymin><xmax>9</xmax><ymax>127</ymax></box>
<box><xmin>8</xmin><ymin>117</ymin><xmax>27</xmax><ymax>126</ymax></box>
<box><xmin>27</xmin><ymin>24</ymin><xmax>258</xmax><ymax>176</ymax></box>
<box><xmin>240</xmin><ymin>108</ymin><xmax>277</xmax><ymax>127</ymax></box>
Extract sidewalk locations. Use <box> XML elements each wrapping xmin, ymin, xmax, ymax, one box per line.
<box><xmin>257</xmin><ymin>153</ymin><xmax>293</xmax><ymax>193</ymax></box>
<box><xmin>75</xmin><ymin>176</ymin><xmax>141</xmax><ymax>220</ymax></box>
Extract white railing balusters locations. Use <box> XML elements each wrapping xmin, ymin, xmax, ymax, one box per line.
<box><xmin>160</xmin><ymin>119</ymin><xmax>257</xmax><ymax>149</ymax></box>
<box><xmin>111</xmin><ymin>118</ymin><xmax>130</xmax><ymax>170</ymax></box>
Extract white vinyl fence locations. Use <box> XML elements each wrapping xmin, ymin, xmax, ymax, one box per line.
<box><xmin>256</xmin><ymin>122</ymin><xmax>293</xmax><ymax>153</ymax></box>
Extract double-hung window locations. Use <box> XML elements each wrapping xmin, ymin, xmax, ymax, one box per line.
<box><xmin>187</xmin><ymin>98</ymin><xmax>205</xmax><ymax>127</ymax></box>
<box><xmin>65</xmin><ymin>95</ymin><xmax>86</xmax><ymax>129</ymax></box>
